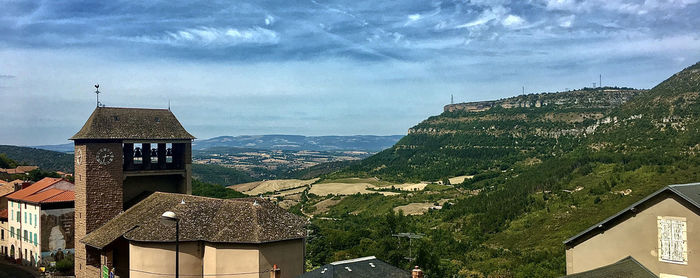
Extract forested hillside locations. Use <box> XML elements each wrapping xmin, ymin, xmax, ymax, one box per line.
<box><xmin>0</xmin><ymin>145</ymin><xmax>73</xmax><ymax>172</ymax></box>
<box><xmin>305</xmin><ymin>62</ymin><xmax>700</xmax><ymax>277</ymax></box>
<box><xmin>333</xmin><ymin>88</ymin><xmax>645</xmax><ymax>181</ymax></box>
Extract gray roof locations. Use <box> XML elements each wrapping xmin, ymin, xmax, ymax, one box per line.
<box><xmin>564</xmin><ymin>182</ymin><xmax>700</xmax><ymax>246</ymax></box>
<box><xmin>561</xmin><ymin>257</ymin><xmax>657</xmax><ymax>278</ymax></box>
<box><xmin>81</xmin><ymin>192</ymin><xmax>307</xmax><ymax>249</ymax></box>
<box><xmin>71</xmin><ymin>107</ymin><xmax>195</xmax><ymax>140</ymax></box>
<box><xmin>299</xmin><ymin>256</ymin><xmax>410</xmax><ymax>278</ymax></box>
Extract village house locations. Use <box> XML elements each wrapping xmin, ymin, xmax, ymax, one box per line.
<box><xmin>564</xmin><ymin>182</ymin><xmax>700</xmax><ymax>278</ymax></box>
<box><xmin>71</xmin><ymin>107</ymin><xmax>307</xmax><ymax>278</ymax></box>
<box><xmin>6</xmin><ymin>177</ymin><xmax>75</xmax><ymax>266</ymax></box>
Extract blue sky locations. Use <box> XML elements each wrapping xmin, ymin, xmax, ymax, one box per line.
<box><xmin>1</xmin><ymin>0</ymin><xmax>699</xmax><ymax>145</ymax></box>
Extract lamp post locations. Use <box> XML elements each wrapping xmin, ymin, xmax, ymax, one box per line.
<box><xmin>161</xmin><ymin>211</ymin><xmax>180</xmax><ymax>278</ymax></box>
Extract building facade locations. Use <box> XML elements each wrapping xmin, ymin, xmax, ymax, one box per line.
<box><xmin>565</xmin><ymin>182</ymin><xmax>700</xmax><ymax>277</ymax></box>
<box><xmin>5</xmin><ymin>177</ymin><xmax>75</xmax><ymax>266</ymax></box>
<box><xmin>71</xmin><ymin>107</ymin><xmax>195</xmax><ymax>278</ymax></box>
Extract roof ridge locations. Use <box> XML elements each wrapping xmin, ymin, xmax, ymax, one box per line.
<box><xmin>330</xmin><ymin>256</ymin><xmax>377</xmax><ymax>265</ymax></box>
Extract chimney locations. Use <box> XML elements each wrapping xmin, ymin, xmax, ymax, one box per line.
<box><xmin>412</xmin><ymin>266</ymin><xmax>424</xmax><ymax>278</ymax></box>
<box><xmin>270</xmin><ymin>264</ymin><xmax>280</xmax><ymax>278</ymax></box>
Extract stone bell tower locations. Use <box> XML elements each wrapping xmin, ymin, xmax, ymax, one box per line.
<box><xmin>70</xmin><ymin>107</ymin><xmax>195</xmax><ymax>278</ymax></box>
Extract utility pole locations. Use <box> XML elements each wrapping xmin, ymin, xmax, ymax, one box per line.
<box><xmin>522</xmin><ymin>86</ymin><xmax>525</xmax><ymax>95</ymax></box>
<box><xmin>451</xmin><ymin>94</ymin><xmax>454</xmax><ymax>105</ymax></box>
<box><xmin>392</xmin><ymin>232</ymin><xmax>424</xmax><ymax>261</ymax></box>
<box><xmin>599</xmin><ymin>74</ymin><xmax>602</xmax><ymax>88</ymax></box>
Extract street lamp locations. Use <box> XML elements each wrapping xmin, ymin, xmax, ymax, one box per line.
<box><xmin>161</xmin><ymin>211</ymin><xmax>180</xmax><ymax>278</ymax></box>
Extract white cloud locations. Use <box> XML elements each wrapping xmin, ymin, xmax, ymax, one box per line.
<box><xmin>265</xmin><ymin>15</ymin><xmax>275</xmax><ymax>26</ymax></box>
<box><xmin>131</xmin><ymin>26</ymin><xmax>280</xmax><ymax>47</ymax></box>
<box><xmin>502</xmin><ymin>14</ymin><xmax>526</xmax><ymax>28</ymax></box>
<box><xmin>408</xmin><ymin>14</ymin><xmax>421</xmax><ymax>21</ymax></box>
<box><xmin>558</xmin><ymin>15</ymin><xmax>575</xmax><ymax>28</ymax></box>
<box><xmin>455</xmin><ymin>6</ymin><xmax>508</xmax><ymax>28</ymax></box>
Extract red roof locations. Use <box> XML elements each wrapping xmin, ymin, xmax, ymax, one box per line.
<box><xmin>0</xmin><ymin>209</ymin><xmax>7</xmax><ymax>220</ymax></box>
<box><xmin>44</xmin><ymin>191</ymin><xmax>75</xmax><ymax>203</ymax></box>
<box><xmin>7</xmin><ymin>177</ymin><xmax>74</xmax><ymax>204</ymax></box>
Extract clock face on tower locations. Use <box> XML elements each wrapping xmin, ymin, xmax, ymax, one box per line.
<box><xmin>76</xmin><ymin>149</ymin><xmax>83</xmax><ymax>166</ymax></box>
<box><xmin>96</xmin><ymin>147</ymin><xmax>115</xmax><ymax>165</ymax></box>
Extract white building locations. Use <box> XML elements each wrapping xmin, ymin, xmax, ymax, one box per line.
<box><xmin>6</xmin><ymin>177</ymin><xmax>74</xmax><ymax>266</ymax></box>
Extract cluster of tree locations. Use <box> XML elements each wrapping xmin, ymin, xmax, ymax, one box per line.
<box><xmin>191</xmin><ymin>178</ymin><xmax>247</xmax><ymax>199</ymax></box>
<box><xmin>192</xmin><ymin>163</ymin><xmax>254</xmax><ymax>186</ymax></box>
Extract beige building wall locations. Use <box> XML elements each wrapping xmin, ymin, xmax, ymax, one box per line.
<box><xmin>567</xmin><ymin>196</ymin><xmax>699</xmax><ymax>277</ymax></box>
<box><xmin>203</xmin><ymin>243</ymin><xmax>260</xmax><ymax>278</ymax></box>
<box><xmin>125</xmin><ymin>239</ymin><xmax>304</xmax><ymax>278</ymax></box>
<box><xmin>129</xmin><ymin>241</ymin><xmax>203</xmax><ymax>278</ymax></box>
<box><xmin>259</xmin><ymin>239</ymin><xmax>304</xmax><ymax>278</ymax></box>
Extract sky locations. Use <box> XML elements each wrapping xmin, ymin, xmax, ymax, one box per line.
<box><xmin>1</xmin><ymin>0</ymin><xmax>699</xmax><ymax>145</ymax></box>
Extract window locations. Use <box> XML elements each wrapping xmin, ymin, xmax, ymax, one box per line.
<box><xmin>34</xmin><ymin>215</ymin><xmax>37</xmax><ymax>226</ymax></box>
<box><xmin>16</xmin><ymin>212</ymin><xmax>19</xmax><ymax>222</ymax></box>
<box><xmin>29</xmin><ymin>213</ymin><xmax>31</xmax><ymax>225</ymax></box>
<box><xmin>23</xmin><ymin>230</ymin><xmax>27</xmax><ymax>242</ymax></box>
<box><xmin>658</xmin><ymin>216</ymin><xmax>687</xmax><ymax>264</ymax></box>
<box><xmin>1</xmin><ymin>229</ymin><xmax>4</xmax><ymax>240</ymax></box>
<box><xmin>33</xmin><ymin>234</ymin><xmax>37</xmax><ymax>246</ymax></box>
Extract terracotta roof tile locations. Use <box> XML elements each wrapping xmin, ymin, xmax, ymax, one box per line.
<box><xmin>82</xmin><ymin>192</ymin><xmax>307</xmax><ymax>249</ymax></box>
<box><xmin>0</xmin><ymin>209</ymin><xmax>7</xmax><ymax>220</ymax></box>
<box><xmin>71</xmin><ymin>107</ymin><xmax>195</xmax><ymax>140</ymax></box>
<box><xmin>43</xmin><ymin>191</ymin><xmax>75</xmax><ymax>203</ymax></box>
<box><xmin>6</xmin><ymin>178</ymin><xmax>64</xmax><ymax>200</ymax></box>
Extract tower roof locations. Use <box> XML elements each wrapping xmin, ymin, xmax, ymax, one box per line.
<box><xmin>70</xmin><ymin>107</ymin><xmax>195</xmax><ymax>141</ymax></box>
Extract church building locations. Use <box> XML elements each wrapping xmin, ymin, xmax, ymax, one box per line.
<box><xmin>71</xmin><ymin>107</ymin><xmax>306</xmax><ymax>278</ymax></box>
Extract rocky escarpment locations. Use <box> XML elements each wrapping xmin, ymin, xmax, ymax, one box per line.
<box><xmin>444</xmin><ymin>88</ymin><xmax>645</xmax><ymax>113</ymax></box>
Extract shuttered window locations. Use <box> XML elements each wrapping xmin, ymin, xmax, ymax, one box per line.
<box><xmin>658</xmin><ymin>216</ymin><xmax>687</xmax><ymax>264</ymax></box>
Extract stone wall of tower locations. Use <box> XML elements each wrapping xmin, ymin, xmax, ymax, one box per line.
<box><xmin>74</xmin><ymin>142</ymin><xmax>124</xmax><ymax>278</ymax></box>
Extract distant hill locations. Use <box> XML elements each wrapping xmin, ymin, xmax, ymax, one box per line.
<box><xmin>192</xmin><ymin>135</ymin><xmax>403</xmax><ymax>151</ymax></box>
<box><xmin>0</xmin><ymin>145</ymin><xmax>73</xmax><ymax>172</ymax></box>
<box><xmin>333</xmin><ymin>87</ymin><xmax>646</xmax><ymax>182</ymax></box>
<box><xmin>32</xmin><ymin>135</ymin><xmax>404</xmax><ymax>153</ymax></box>
<box><xmin>30</xmin><ymin>143</ymin><xmax>74</xmax><ymax>153</ymax></box>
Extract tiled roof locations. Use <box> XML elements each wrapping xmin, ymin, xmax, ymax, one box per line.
<box><xmin>0</xmin><ymin>180</ymin><xmax>15</xmax><ymax>197</ymax></box>
<box><xmin>0</xmin><ymin>166</ymin><xmax>38</xmax><ymax>174</ymax></box>
<box><xmin>7</xmin><ymin>178</ymin><xmax>63</xmax><ymax>200</ymax></box>
<box><xmin>70</xmin><ymin>107</ymin><xmax>195</xmax><ymax>140</ymax></box>
<box><xmin>81</xmin><ymin>192</ymin><xmax>307</xmax><ymax>249</ymax></box>
<box><xmin>299</xmin><ymin>256</ymin><xmax>410</xmax><ymax>278</ymax></box>
<box><xmin>0</xmin><ymin>209</ymin><xmax>7</xmax><ymax>220</ymax></box>
<box><xmin>43</xmin><ymin>191</ymin><xmax>75</xmax><ymax>203</ymax></box>
<box><xmin>6</xmin><ymin>177</ymin><xmax>74</xmax><ymax>204</ymax></box>
<box><xmin>562</xmin><ymin>257</ymin><xmax>657</xmax><ymax>278</ymax></box>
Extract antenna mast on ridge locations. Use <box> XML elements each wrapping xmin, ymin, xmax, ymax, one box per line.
<box><xmin>451</xmin><ymin>94</ymin><xmax>454</xmax><ymax>105</ymax></box>
<box><xmin>94</xmin><ymin>84</ymin><xmax>103</xmax><ymax>107</ymax></box>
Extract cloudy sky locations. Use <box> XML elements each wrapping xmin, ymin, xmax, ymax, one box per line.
<box><xmin>1</xmin><ymin>0</ymin><xmax>699</xmax><ymax>145</ymax></box>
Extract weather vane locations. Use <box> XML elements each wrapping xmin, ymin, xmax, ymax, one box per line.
<box><xmin>94</xmin><ymin>84</ymin><xmax>103</xmax><ymax>107</ymax></box>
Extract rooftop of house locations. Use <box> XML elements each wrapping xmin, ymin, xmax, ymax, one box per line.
<box><xmin>6</xmin><ymin>177</ymin><xmax>74</xmax><ymax>204</ymax></box>
<box><xmin>562</xmin><ymin>257</ymin><xmax>657</xmax><ymax>278</ymax></box>
<box><xmin>0</xmin><ymin>166</ymin><xmax>38</xmax><ymax>174</ymax></box>
<box><xmin>70</xmin><ymin>107</ymin><xmax>195</xmax><ymax>141</ymax></box>
<box><xmin>299</xmin><ymin>256</ymin><xmax>410</xmax><ymax>278</ymax></box>
<box><xmin>0</xmin><ymin>209</ymin><xmax>7</xmax><ymax>221</ymax></box>
<box><xmin>564</xmin><ymin>182</ymin><xmax>700</xmax><ymax>247</ymax></box>
<box><xmin>0</xmin><ymin>180</ymin><xmax>15</xmax><ymax>197</ymax></box>
<box><xmin>81</xmin><ymin>192</ymin><xmax>307</xmax><ymax>249</ymax></box>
